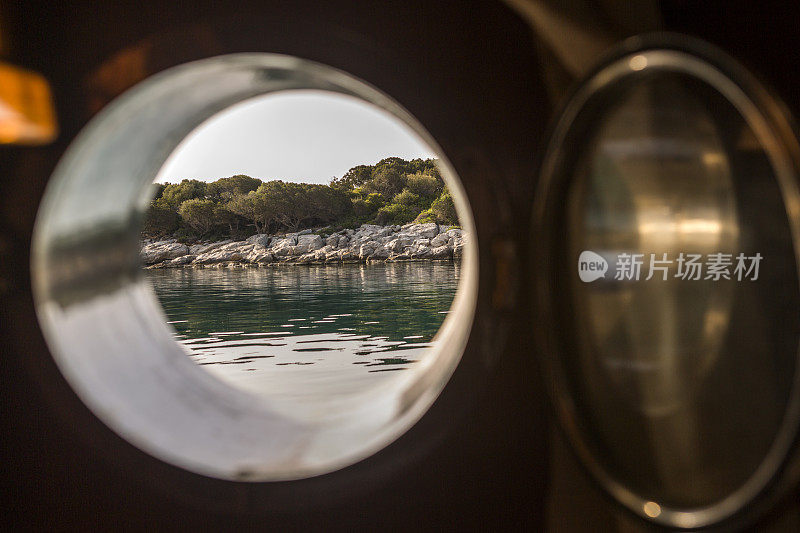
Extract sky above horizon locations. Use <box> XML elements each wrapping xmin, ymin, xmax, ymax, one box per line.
<box><xmin>154</xmin><ymin>90</ymin><xmax>438</xmax><ymax>185</ymax></box>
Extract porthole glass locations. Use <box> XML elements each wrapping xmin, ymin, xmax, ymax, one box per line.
<box><xmin>535</xmin><ymin>43</ymin><xmax>800</xmax><ymax>528</ymax></box>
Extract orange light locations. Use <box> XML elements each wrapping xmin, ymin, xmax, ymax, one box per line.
<box><xmin>0</xmin><ymin>62</ymin><xmax>57</xmax><ymax>145</ymax></box>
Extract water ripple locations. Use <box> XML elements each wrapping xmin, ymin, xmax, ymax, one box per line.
<box><xmin>147</xmin><ymin>262</ymin><xmax>459</xmax><ymax>399</ymax></box>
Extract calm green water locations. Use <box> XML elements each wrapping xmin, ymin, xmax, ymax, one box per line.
<box><xmin>147</xmin><ymin>262</ymin><xmax>459</xmax><ymax>398</ymax></box>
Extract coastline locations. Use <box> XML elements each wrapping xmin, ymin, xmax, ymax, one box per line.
<box><xmin>142</xmin><ymin>222</ymin><xmax>464</xmax><ymax>269</ymax></box>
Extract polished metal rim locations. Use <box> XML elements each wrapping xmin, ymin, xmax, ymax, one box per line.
<box><xmin>31</xmin><ymin>53</ymin><xmax>479</xmax><ymax>482</ymax></box>
<box><xmin>533</xmin><ymin>37</ymin><xmax>800</xmax><ymax>529</ymax></box>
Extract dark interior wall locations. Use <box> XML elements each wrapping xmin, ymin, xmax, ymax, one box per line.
<box><xmin>3</xmin><ymin>0</ymin><xmax>800</xmax><ymax>530</ymax></box>
<box><xmin>0</xmin><ymin>1</ymin><xmax>552</xmax><ymax>530</ymax></box>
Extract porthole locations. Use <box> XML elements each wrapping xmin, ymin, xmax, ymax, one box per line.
<box><xmin>31</xmin><ymin>54</ymin><xmax>478</xmax><ymax>481</ymax></box>
<box><xmin>534</xmin><ymin>37</ymin><xmax>800</xmax><ymax>528</ymax></box>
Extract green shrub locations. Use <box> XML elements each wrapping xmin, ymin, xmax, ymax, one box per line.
<box><xmin>351</xmin><ymin>192</ymin><xmax>384</xmax><ymax>217</ymax></box>
<box><xmin>363</xmin><ymin>166</ymin><xmax>405</xmax><ymax>199</ymax></box>
<box><xmin>332</xmin><ymin>214</ymin><xmax>372</xmax><ymax>230</ymax></box>
<box><xmin>392</xmin><ymin>189</ymin><xmax>422</xmax><ymax>207</ymax></box>
<box><xmin>413</xmin><ymin>209</ymin><xmax>438</xmax><ymax>224</ymax></box>
<box><xmin>405</xmin><ymin>173</ymin><xmax>442</xmax><ymax>200</ymax></box>
<box><xmin>375</xmin><ymin>202</ymin><xmax>418</xmax><ymax>225</ymax></box>
<box><xmin>159</xmin><ymin>179</ymin><xmax>207</xmax><ymax>210</ymax></box>
<box><xmin>207</xmin><ymin>175</ymin><xmax>261</xmax><ymax>201</ymax></box>
<box><xmin>178</xmin><ymin>198</ymin><xmax>216</xmax><ymax>235</ymax></box>
<box><xmin>142</xmin><ymin>158</ymin><xmax>452</xmax><ymax>240</ymax></box>
<box><xmin>173</xmin><ymin>227</ymin><xmax>198</xmax><ymax>243</ymax></box>
<box><xmin>430</xmin><ymin>189</ymin><xmax>458</xmax><ymax>225</ymax></box>
<box><xmin>142</xmin><ymin>203</ymin><xmax>179</xmax><ymax>237</ymax></box>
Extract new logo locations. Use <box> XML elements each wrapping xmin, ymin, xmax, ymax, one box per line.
<box><xmin>578</xmin><ymin>250</ymin><xmax>608</xmax><ymax>282</ymax></box>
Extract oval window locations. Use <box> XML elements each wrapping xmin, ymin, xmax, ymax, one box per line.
<box><xmin>534</xmin><ymin>42</ymin><xmax>800</xmax><ymax>528</ymax></box>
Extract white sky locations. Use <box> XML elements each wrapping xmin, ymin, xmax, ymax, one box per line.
<box><xmin>155</xmin><ymin>90</ymin><xmax>437</xmax><ymax>184</ymax></box>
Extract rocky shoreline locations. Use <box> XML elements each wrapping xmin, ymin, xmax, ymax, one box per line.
<box><xmin>142</xmin><ymin>223</ymin><xmax>465</xmax><ymax>268</ymax></box>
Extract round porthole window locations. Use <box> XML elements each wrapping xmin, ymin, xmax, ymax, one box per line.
<box><xmin>534</xmin><ymin>37</ymin><xmax>800</xmax><ymax>528</ymax></box>
<box><xmin>31</xmin><ymin>54</ymin><xmax>478</xmax><ymax>481</ymax></box>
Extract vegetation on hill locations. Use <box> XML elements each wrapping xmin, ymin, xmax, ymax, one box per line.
<box><xmin>142</xmin><ymin>158</ymin><xmax>458</xmax><ymax>241</ymax></box>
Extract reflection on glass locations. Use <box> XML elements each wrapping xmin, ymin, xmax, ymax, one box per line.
<box><xmin>563</xmin><ymin>72</ymin><xmax>799</xmax><ymax>509</ymax></box>
<box><xmin>569</xmin><ymin>76</ymin><xmax>739</xmax><ymax>416</ymax></box>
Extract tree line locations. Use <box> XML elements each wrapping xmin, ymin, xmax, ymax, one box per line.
<box><xmin>142</xmin><ymin>157</ymin><xmax>459</xmax><ymax>240</ymax></box>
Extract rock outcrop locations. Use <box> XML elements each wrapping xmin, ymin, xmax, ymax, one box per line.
<box><xmin>141</xmin><ymin>223</ymin><xmax>465</xmax><ymax>268</ymax></box>
<box><xmin>140</xmin><ymin>240</ymin><xmax>189</xmax><ymax>264</ymax></box>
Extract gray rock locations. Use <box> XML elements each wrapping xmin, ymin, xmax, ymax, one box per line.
<box><xmin>401</xmin><ymin>222</ymin><xmax>439</xmax><ymax>239</ymax></box>
<box><xmin>453</xmin><ymin>239</ymin><xmax>464</xmax><ymax>258</ymax></box>
<box><xmin>193</xmin><ymin>247</ymin><xmax>246</xmax><ymax>264</ymax></box>
<box><xmin>388</xmin><ymin>234</ymin><xmax>415</xmax><ymax>252</ymax></box>
<box><xmin>246</xmin><ymin>233</ymin><xmax>271</xmax><ymax>247</ymax></box>
<box><xmin>371</xmin><ymin>245</ymin><xmax>390</xmax><ymax>259</ymax></box>
<box><xmin>359</xmin><ymin>242</ymin><xmax>378</xmax><ymax>259</ymax></box>
<box><xmin>412</xmin><ymin>245</ymin><xmax>433</xmax><ymax>258</ymax></box>
<box><xmin>388</xmin><ymin>251</ymin><xmax>412</xmax><ymax>261</ymax></box>
<box><xmin>430</xmin><ymin>232</ymin><xmax>449</xmax><ymax>248</ymax></box>
<box><xmin>375</xmin><ymin>226</ymin><xmax>396</xmax><ymax>238</ymax></box>
<box><xmin>272</xmin><ymin>236</ymin><xmax>298</xmax><ymax>248</ymax></box>
<box><xmin>141</xmin><ymin>241</ymin><xmax>189</xmax><ymax>265</ymax></box>
<box><xmin>358</xmin><ymin>224</ymin><xmax>382</xmax><ymax>236</ymax></box>
<box><xmin>166</xmin><ymin>255</ymin><xmax>195</xmax><ymax>265</ymax></box>
<box><xmin>414</xmin><ymin>223</ymin><xmax>440</xmax><ymax>239</ymax></box>
<box><xmin>339</xmin><ymin>249</ymin><xmax>358</xmax><ymax>262</ymax></box>
<box><xmin>430</xmin><ymin>245</ymin><xmax>451</xmax><ymax>259</ymax></box>
<box><xmin>143</xmin><ymin>225</ymin><xmax>466</xmax><ymax>266</ymax></box>
<box><xmin>272</xmin><ymin>245</ymin><xmax>294</xmax><ymax>257</ymax></box>
<box><xmin>297</xmin><ymin>234</ymin><xmax>323</xmax><ymax>251</ymax></box>
<box><xmin>295</xmin><ymin>252</ymin><xmax>317</xmax><ymax>264</ymax></box>
<box><xmin>189</xmin><ymin>241</ymin><xmax>231</xmax><ymax>255</ymax></box>
<box><xmin>246</xmin><ymin>248</ymin><xmax>274</xmax><ymax>263</ymax></box>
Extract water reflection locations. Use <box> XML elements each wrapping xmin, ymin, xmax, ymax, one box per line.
<box><xmin>147</xmin><ymin>262</ymin><xmax>459</xmax><ymax>400</ymax></box>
